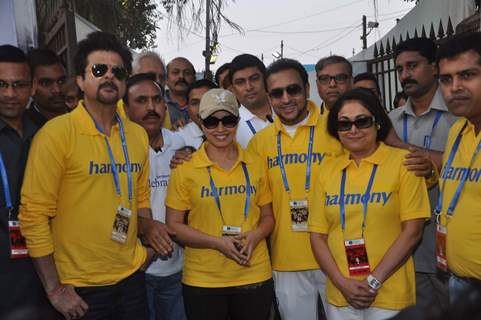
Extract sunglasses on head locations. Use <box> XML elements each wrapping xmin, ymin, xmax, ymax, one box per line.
<box><xmin>90</xmin><ymin>64</ymin><xmax>128</xmax><ymax>81</ymax></box>
<box><xmin>268</xmin><ymin>84</ymin><xmax>303</xmax><ymax>99</ymax></box>
<box><xmin>202</xmin><ymin>114</ymin><xmax>239</xmax><ymax>129</ymax></box>
<box><xmin>337</xmin><ymin>116</ymin><xmax>376</xmax><ymax>132</ymax></box>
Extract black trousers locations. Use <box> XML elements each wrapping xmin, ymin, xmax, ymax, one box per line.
<box><xmin>182</xmin><ymin>279</ymin><xmax>274</xmax><ymax>320</ymax></box>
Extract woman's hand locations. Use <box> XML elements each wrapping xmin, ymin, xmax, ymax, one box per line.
<box><xmin>235</xmin><ymin>230</ymin><xmax>263</xmax><ymax>265</ymax></box>
<box><xmin>215</xmin><ymin>236</ymin><xmax>248</xmax><ymax>265</ymax></box>
<box><xmin>337</xmin><ymin>277</ymin><xmax>377</xmax><ymax>309</ymax></box>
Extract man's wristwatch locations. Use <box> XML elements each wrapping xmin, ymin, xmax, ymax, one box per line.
<box><xmin>367</xmin><ymin>274</ymin><xmax>382</xmax><ymax>291</ymax></box>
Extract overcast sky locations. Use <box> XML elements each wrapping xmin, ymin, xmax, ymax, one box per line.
<box><xmin>153</xmin><ymin>0</ymin><xmax>416</xmax><ymax>71</ymax></box>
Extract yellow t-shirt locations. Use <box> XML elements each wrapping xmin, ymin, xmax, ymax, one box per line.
<box><xmin>19</xmin><ymin>101</ymin><xmax>149</xmax><ymax>286</ymax></box>
<box><xmin>439</xmin><ymin>119</ymin><xmax>481</xmax><ymax>279</ymax></box>
<box><xmin>165</xmin><ymin>143</ymin><xmax>273</xmax><ymax>287</ymax></box>
<box><xmin>309</xmin><ymin>143</ymin><xmax>430</xmax><ymax>310</ymax></box>
<box><xmin>247</xmin><ymin>100</ymin><xmax>343</xmax><ymax>271</ymax></box>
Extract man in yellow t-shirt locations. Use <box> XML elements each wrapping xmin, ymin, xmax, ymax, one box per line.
<box><xmin>19</xmin><ymin>32</ymin><xmax>164</xmax><ymax>320</ymax></box>
<box><xmin>248</xmin><ymin>58</ymin><xmax>343</xmax><ymax>320</ymax></box>
<box><xmin>436</xmin><ymin>32</ymin><xmax>481</xmax><ymax>303</ymax></box>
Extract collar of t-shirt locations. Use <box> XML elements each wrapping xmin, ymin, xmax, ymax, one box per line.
<box><xmin>402</xmin><ymin>86</ymin><xmax>448</xmax><ymax>118</ymax></box>
<box><xmin>281</xmin><ymin>112</ymin><xmax>310</xmax><ymax>137</ymax></box>
<box><xmin>150</xmin><ymin>128</ymin><xmax>173</xmax><ymax>155</ymax></box>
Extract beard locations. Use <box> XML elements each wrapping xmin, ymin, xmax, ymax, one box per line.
<box><xmin>96</xmin><ymin>82</ymin><xmax>119</xmax><ymax>105</ymax></box>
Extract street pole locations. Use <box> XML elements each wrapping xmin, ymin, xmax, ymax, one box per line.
<box><xmin>361</xmin><ymin>15</ymin><xmax>367</xmax><ymax>49</ymax></box>
<box><xmin>204</xmin><ymin>0</ymin><xmax>212</xmax><ymax>79</ymax></box>
<box><xmin>281</xmin><ymin>40</ymin><xmax>284</xmax><ymax>58</ymax></box>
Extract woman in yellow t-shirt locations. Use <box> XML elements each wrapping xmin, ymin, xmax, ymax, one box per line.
<box><xmin>165</xmin><ymin>89</ymin><xmax>274</xmax><ymax>320</ymax></box>
<box><xmin>309</xmin><ymin>88</ymin><xmax>430</xmax><ymax>320</ymax></box>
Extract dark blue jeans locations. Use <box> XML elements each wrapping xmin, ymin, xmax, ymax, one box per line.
<box><xmin>75</xmin><ymin>271</ymin><xmax>148</xmax><ymax>320</ymax></box>
<box><xmin>146</xmin><ymin>271</ymin><xmax>186</xmax><ymax>320</ymax></box>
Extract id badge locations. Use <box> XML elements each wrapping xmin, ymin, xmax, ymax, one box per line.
<box><xmin>424</xmin><ymin>135</ymin><xmax>432</xmax><ymax>149</ymax></box>
<box><xmin>435</xmin><ymin>224</ymin><xmax>448</xmax><ymax>272</ymax></box>
<box><xmin>222</xmin><ymin>225</ymin><xmax>241</xmax><ymax>237</ymax></box>
<box><xmin>344</xmin><ymin>239</ymin><xmax>370</xmax><ymax>276</ymax></box>
<box><xmin>290</xmin><ymin>199</ymin><xmax>308</xmax><ymax>232</ymax></box>
<box><xmin>111</xmin><ymin>205</ymin><xmax>131</xmax><ymax>244</ymax></box>
<box><xmin>9</xmin><ymin>220</ymin><xmax>28</xmax><ymax>259</ymax></box>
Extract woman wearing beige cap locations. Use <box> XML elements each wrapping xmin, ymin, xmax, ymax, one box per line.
<box><xmin>165</xmin><ymin>89</ymin><xmax>275</xmax><ymax>320</ymax></box>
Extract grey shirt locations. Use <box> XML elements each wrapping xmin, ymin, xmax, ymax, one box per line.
<box><xmin>389</xmin><ymin>86</ymin><xmax>458</xmax><ymax>273</ymax></box>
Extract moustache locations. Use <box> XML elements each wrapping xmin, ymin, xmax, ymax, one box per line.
<box><xmin>401</xmin><ymin>79</ymin><xmax>418</xmax><ymax>87</ymax></box>
<box><xmin>175</xmin><ymin>79</ymin><xmax>188</xmax><ymax>87</ymax></box>
<box><xmin>98</xmin><ymin>82</ymin><xmax>118</xmax><ymax>91</ymax></box>
<box><xmin>142</xmin><ymin>111</ymin><xmax>160</xmax><ymax>120</ymax></box>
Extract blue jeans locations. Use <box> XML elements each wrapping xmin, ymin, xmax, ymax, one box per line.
<box><xmin>146</xmin><ymin>271</ymin><xmax>186</xmax><ymax>320</ymax></box>
<box><xmin>449</xmin><ymin>274</ymin><xmax>478</xmax><ymax>304</ymax></box>
<box><xmin>75</xmin><ymin>271</ymin><xmax>148</xmax><ymax>320</ymax></box>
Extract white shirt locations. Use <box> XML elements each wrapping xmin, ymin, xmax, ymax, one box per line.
<box><xmin>282</xmin><ymin>113</ymin><xmax>310</xmax><ymax>137</ymax></box>
<box><xmin>236</xmin><ymin>105</ymin><xmax>273</xmax><ymax>148</ymax></box>
<box><xmin>147</xmin><ymin>128</ymin><xmax>185</xmax><ymax>277</ymax></box>
<box><xmin>177</xmin><ymin>121</ymin><xmax>204</xmax><ymax>150</ymax></box>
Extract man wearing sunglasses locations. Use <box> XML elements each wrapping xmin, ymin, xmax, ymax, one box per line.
<box><xmin>25</xmin><ymin>49</ymin><xmax>68</xmax><ymax>127</ymax></box>
<box><xmin>388</xmin><ymin>38</ymin><xmax>457</xmax><ymax>312</ymax></box>
<box><xmin>20</xmin><ymin>32</ymin><xmax>157</xmax><ymax>320</ymax></box>
<box><xmin>0</xmin><ymin>45</ymin><xmax>57</xmax><ymax>319</ymax></box>
<box><xmin>229</xmin><ymin>54</ymin><xmax>274</xmax><ymax>148</ymax></box>
<box><xmin>248</xmin><ymin>58</ymin><xmax>343</xmax><ymax>320</ymax></box>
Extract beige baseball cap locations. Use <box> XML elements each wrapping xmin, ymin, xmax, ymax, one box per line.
<box><xmin>199</xmin><ymin>88</ymin><xmax>239</xmax><ymax>119</ymax></box>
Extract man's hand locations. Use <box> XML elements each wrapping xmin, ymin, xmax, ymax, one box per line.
<box><xmin>170</xmin><ymin>148</ymin><xmax>193</xmax><ymax>169</ymax></box>
<box><xmin>404</xmin><ymin>146</ymin><xmax>434</xmax><ymax>177</ymax></box>
<box><xmin>337</xmin><ymin>278</ymin><xmax>377</xmax><ymax>309</ymax></box>
<box><xmin>48</xmin><ymin>285</ymin><xmax>88</xmax><ymax>320</ymax></box>
<box><xmin>141</xmin><ymin>219</ymin><xmax>175</xmax><ymax>256</ymax></box>
<box><xmin>171</xmin><ymin>119</ymin><xmax>186</xmax><ymax>131</ymax></box>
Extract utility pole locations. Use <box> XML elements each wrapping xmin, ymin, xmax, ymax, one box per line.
<box><xmin>261</xmin><ymin>53</ymin><xmax>264</xmax><ymax>62</ymax></box>
<box><xmin>361</xmin><ymin>15</ymin><xmax>367</xmax><ymax>49</ymax></box>
<box><xmin>280</xmin><ymin>40</ymin><xmax>284</xmax><ymax>58</ymax></box>
<box><xmin>204</xmin><ymin>0</ymin><xmax>212</xmax><ymax>79</ymax></box>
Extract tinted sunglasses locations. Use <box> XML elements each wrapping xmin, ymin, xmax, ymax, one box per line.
<box><xmin>202</xmin><ymin>114</ymin><xmax>239</xmax><ymax>129</ymax></box>
<box><xmin>91</xmin><ymin>64</ymin><xmax>128</xmax><ymax>81</ymax></box>
<box><xmin>268</xmin><ymin>84</ymin><xmax>303</xmax><ymax>99</ymax></box>
<box><xmin>317</xmin><ymin>74</ymin><xmax>349</xmax><ymax>85</ymax></box>
<box><xmin>337</xmin><ymin>116</ymin><xmax>376</xmax><ymax>132</ymax></box>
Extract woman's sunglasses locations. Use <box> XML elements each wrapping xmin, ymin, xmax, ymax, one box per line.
<box><xmin>337</xmin><ymin>116</ymin><xmax>376</xmax><ymax>132</ymax></box>
<box><xmin>90</xmin><ymin>64</ymin><xmax>128</xmax><ymax>81</ymax></box>
<box><xmin>202</xmin><ymin>115</ymin><xmax>239</xmax><ymax>129</ymax></box>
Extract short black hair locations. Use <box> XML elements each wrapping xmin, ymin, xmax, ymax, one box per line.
<box><xmin>74</xmin><ymin>31</ymin><xmax>132</xmax><ymax>77</ymax></box>
<box><xmin>265</xmin><ymin>58</ymin><xmax>309</xmax><ymax>88</ymax></box>
<box><xmin>394</xmin><ymin>37</ymin><xmax>437</xmax><ymax>63</ymax></box>
<box><xmin>27</xmin><ymin>48</ymin><xmax>64</xmax><ymax>76</ymax></box>
<box><xmin>315</xmin><ymin>55</ymin><xmax>352</xmax><ymax>76</ymax></box>
<box><xmin>393</xmin><ymin>91</ymin><xmax>408</xmax><ymax>109</ymax></box>
<box><xmin>354</xmin><ymin>72</ymin><xmax>381</xmax><ymax>96</ymax></box>
<box><xmin>0</xmin><ymin>44</ymin><xmax>28</xmax><ymax>64</ymax></box>
<box><xmin>327</xmin><ymin>88</ymin><xmax>392</xmax><ymax>141</ymax></box>
<box><xmin>123</xmin><ymin>72</ymin><xmax>162</xmax><ymax>105</ymax></box>
<box><xmin>215</xmin><ymin>63</ymin><xmax>230</xmax><ymax>86</ymax></box>
<box><xmin>229</xmin><ymin>54</ymin><xmax>266</xmax><ymax>82</ymax></box>
<box><xmin>436</xmin><ymin>32</ymin><xmax>481</xmax><ymax>66</ymax></box>
<box><xmin>187</xmin><ymin>79</ymin><xmax>218</xmax><ymax>99</ymax></box>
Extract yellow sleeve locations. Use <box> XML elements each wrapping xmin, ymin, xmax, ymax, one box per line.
<box><xmin>165</xmin><ymin>166</ymin><xmax>191</xmax><ymax>211</ymax></box>
<box><xmin>136</xmin><ymin>131</ymin><xmax>151</xmax><ymax>209</ymax></box>
<box><xmin>19</xmin><ymin>124</ymin><xmax>68</xmax><ymax>257</ymax></box>
<box><xmin>245</xmin><ymin>134</ymin><xmax>260</xmax><ymax>156</ymax></box>
<box><xmin>308</xmin><ymin>170</ymin><xmax>329</xmax><ymax>234</ymax></box>
<box><xmin>164</xmin><ymin>109</ymin><xmax>172</xmax><ymax>130</ymax></box>
<box><xmin>399</xmin><ymin>163</ymin><xmax>431</xmax><ymax>221</ymax></box>
<box><xmin>255</xmin><ymin>160</ymin><xmax>272</xmax><ymax>207</ymax></box>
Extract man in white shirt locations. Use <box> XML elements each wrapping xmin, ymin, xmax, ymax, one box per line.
<box><xmin>229</xmin><ymin>54</ymin><xmax>274</xmax><ymax>148</ymax></box>
<box><xmin>178</xmin><ymin>79</ymin><xmax>217</xmax><ymax>150</ymax></box>
<box><xmin>123</xmin><ymin>73</ymin><xmax>186</xmax><ymax>320</ymax></box>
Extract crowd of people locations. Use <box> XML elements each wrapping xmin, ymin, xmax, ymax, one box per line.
<box><xmin>1</xmin><ymin>29</ymin><xmax>481</xmax><ymax>320</ymax></box>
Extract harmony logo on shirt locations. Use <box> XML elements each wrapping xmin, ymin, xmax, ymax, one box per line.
<box><xmin>267</xmin><ymin>152</ymin><xmax>325</xmax><ymax>169</ymax></box>
<box><xmin>325</xmin><ymin>192</ymin><xmax>393</xmax><ymax>206</ymax></box>
<box><xmin>441</xmin><ymin>166</ymin><xmax>481</xmax><ymax>182</ymax></box>
<box><xmin>200</xmin><ymin>185</ymin><xmax>257</xmax><ymax>198</ymax></box>
<box><xmin>89</xmin><ymin>161</ymin><xmax>142</xmax><ymax>175</ymax></box>
<box><xmin>150</xmin><ymin>175</ymin><xmax>169</xmax><ymax>189</ymax></box>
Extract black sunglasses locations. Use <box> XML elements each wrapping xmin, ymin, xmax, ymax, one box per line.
<box><xmin>202</xmin><ymin>115</ymin><xmax>239</xmax><ymax>129</ymax></box>
<box><xmin>268</xmin><ymin>84</ymin><xmax>303</xmax><ymax>99</ymax></box>
<box><xmin>337</xmin><ymin>116</ymin><xmax>376</xmax><ymax>132</ymax></box>
<box><xmin>317</xmin><ymin>74</ymin><xmax>349</xmax><ymax>85</ymax></box>
<box><xmin>90</xmin><ymin>64</ymin><xmax>128</xmax><ymax>81</ymax></box>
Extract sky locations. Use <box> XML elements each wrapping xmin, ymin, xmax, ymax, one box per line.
<box><xmin>153</xmin><ymin>0</ymin><xmax>416</xmax><ymax>72</ymax></box>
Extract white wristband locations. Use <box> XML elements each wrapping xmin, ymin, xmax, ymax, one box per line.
<box><xmin>367</xmin><ymin>274</ymin><xmax>382</xmax><ymax>290</ymax></box>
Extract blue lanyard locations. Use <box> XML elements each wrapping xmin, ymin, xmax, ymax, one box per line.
<box><xmin>277</xmin><ymin>126</ymin><xmax>315</xmax><ymax>195</ymax></box>
<box><xmin>94</xmin><ymin>114</ymin><xmax>133</xmax><ymax>205</ymax></box>
<box><xmin>402</xmin><ymin>110</ymin><xmax>442</xmax><ymax>148</ymax></box>
<box><xmin>435</xmin><ymin>121</ymin><xmax>481</xmax><ymax>217</ymax></box>
<box><xmin>207</xmin><ymin>162</ymin><xmax>251</xmax><ymax>223</ymax></box>
<box><xmin>246</xmin><ymin>120</ymin><xmax>257</xmax><ymax>135</ymax></box>
<box><xmin>339</xmin><ymin>165</ymin><xmax>378</xmax><ymax>237</ymax></box>
<box><xmin>0</xmin><ymin>151</ymin><xmax>13</xmax><ymax>211</ymax></box>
